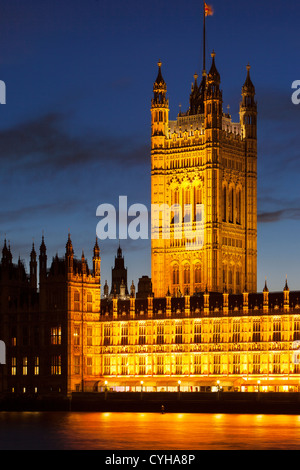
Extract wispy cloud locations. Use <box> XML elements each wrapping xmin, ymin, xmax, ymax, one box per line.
<box><xmin>258</xmin><ymin>207</ymin><xmax>300</xmax><ymax>223</ymax></box>
<box><xmin>0</xmin><ymin>111</ymin><xmax>149</xmax><ymax>176</ymax></box>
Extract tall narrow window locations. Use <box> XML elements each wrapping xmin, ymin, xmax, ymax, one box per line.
<box><xmin>194</xmin><ymin>187</ymin><xmax>202</xmax><ymax>222</ymax></box>
<box><xmin>139</xmin><ymin>356</ymin><xmax>146</xmax><ymax>375</ymax></box>
<box><xmin>157</xmin><ymin>356</ymin><xmax>164</xmax><ymax>375</ymax></box>
<box><xmin>87</xmin><ymin>327</ymin><xmax>93</xmax><ymax>346</ymax></box>
<box><xmin>213</xmin><ymin>355</ymin><xmax>221</xmax><ymax>374</ymax></box>
<box><xmin>34</xmin><ymin>357</ymin><xmax>40</xmax><ymax>376</ymax></box>
<box><xmin>183</xmin><ymin>264</ymin><xmax>190</xmax><ymax>285</ymax></box>
<box><xmin>74</xmin><ymin>356</ymin><xmax>80</xmax><ymax>375</ymax></box>
<box><xmin>252</xmin><ymin>319</ymin><xmax>261</xmax><ymax>342</ymax></box>
<box><xmin>273</xmin><ymin>354</ymin><xmax>280</xmax><ymax>374</ymax></box>
<box><xmin>194</xmin><ymin>355</ymin><xmax>201</xmax><ymax>374</ymax></box>
<box><xmin>175</xmin><ymin>322</ymin><xmax>183</xmax><ymax>344</ymax></box>
<box><xmin>175</xmin><ymin>356</ymin><xmax>183</xmax><ymax>375</ymax></box>
<box><xmin>104</xmin><ymin>324</ymin><xmax>111</xmax><ymax>346</ymax></box>
<box><xmin>229</xmin><ymin>187</ymin><xmax>234</xmax><ymax>223</ymax></box>
<box><xmin>194</xmin><ymin>264</ymin><xmax>201</xmax><ymax>285</ymax></box>
<box><xmin>121</xmin><ymin>324</ymin><xmax>128</xmax><ymax>346</ymax></box>
<box><xmin>171</xmin><ymin>189</ymin><xmax>180</xmax><ymax>225</ymax></box>
<box><xmin>51</xmin><ymin>326</ymin><xmax>61</xmax><ymax>345</ymax></box>
<box><xmin>223</xmin><ymin>186</ymin><xmax>227</xmax><ymax>222</ymax></box>
<box><xmin>11</xmin><ymin>357</ymin><xmax>17</xmax><ymax>376</ymax></box>
<box><xmin>87</xmin><ymin>293</ymin><xmax>93</xmax><ymax>312</ymax></box>
<box><xmin>139</xmin><ymin>324</ymin><xmax>146</xmax><ymax>345</ymax></box>
<box><xmin>121</xmin><ymin>357</ymin><xmax>128</xmax><ymax>375</ymax></box>
<box><xmin>294</xmin><ymin>319</ymin><xmax>300</xmax><ymax>341</ymax></box>
<box><xmin>213</xmin><ymin>321</ymin><xmax>221</xmax><ymax>343</ymax></box>
<box><xmin>236</xmin><ymin>189</ymin><xmax>242</xmax><ymax>225</ymax></box>
<box><xmin>173</xmin><ymin>265</ymin><xmax>179</xmax><ymax>286</ymax></box>
<box><xmin>182</xmin><ymin>188</ymin><xmax>191</xmax><ymax>222</ymax></box>
<box><xmin>51</xmin><ymin>355</ymin><xmax>61</xmax><ymax>375</ymax></box>
<box><xmin>104</xmin><ymin>357</ymin><xmax>110</xmax><ymax>375</ymax></box>
<box><xmin>194</xmin><ymin>322</ymin><xmax>202</xmax><ymax>344</ymax></box>
<box><xmin>11</xmin><ymin>326</ymin><xmax>17</xmax><ymax>347</ymax></box>
<box><xmin>273</xmin><ymin>319</ymin><xmax>281</xmax><ymax>342</ymax></box>
<box><xmin>233</xmin><ymin>354</ymin><xmax>240</xmax><ymax>374</ymax></box>
<box><xmin>74</xmin><ymin>326</ymin><xmax>80</xmax><ymax>346</ymax></box>
<box><xmin>157</xmin><ymin>323</ymin><xmax>164</xmax><ymax>345</ymax></box>
<box><xmin>86</xmin><ymin>357</ymin><xmax>92</xmax><ymax>375</ymax></box>
<box><xmin>233</xmin><ymin>320</ymin><xmax>240</xmax><ymax>343</ymax></box>
<box><xmin>22</xmin><ymin>357</ymin><xmax>28</xmax><ymax>376</ymax></box>
<box><xmin>253</xmin><ymin>354</ymin><xmax>260</xmax><ymax>374</ymax></box>
<box><xmin>74</xmin><ymin>291</ymin><xmax>80</xmax><ymax>311</ymax></box>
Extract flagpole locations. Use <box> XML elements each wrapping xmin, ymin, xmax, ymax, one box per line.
<box><xmin>203</xmin><ymin>0</ymin><xmax>206</xmax><ymax>74</ymax></box>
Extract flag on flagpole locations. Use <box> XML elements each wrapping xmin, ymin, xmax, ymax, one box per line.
<box><xmin>205</xmin><ymin>3</ymin><xmax>214</xmax><ymax>16</ymax></box>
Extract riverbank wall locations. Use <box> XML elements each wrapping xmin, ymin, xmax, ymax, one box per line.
<box><xmin>2</xmin><ymin>391</ymin><xmax>300</xmax><ymax>414</ymax></box>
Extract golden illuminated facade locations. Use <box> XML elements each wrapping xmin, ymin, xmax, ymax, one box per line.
<box><xmin>151</xmin><ymin>55</ymin><xmax>257</xmax><ymax>298</ymax></box>
<box><xmin>98</xmin><ymin>286</ymin><xmax>300</xmax><ymax>392</ymax></box>
<box><xmin>1</xmin><ymin>53</ymin><xmax>300</xmax><ymax>399</ymax></box>
<box><xmin>1</xmin><ymin>238</ymin><xmax>300</xmax><ymax>396</ymax></box>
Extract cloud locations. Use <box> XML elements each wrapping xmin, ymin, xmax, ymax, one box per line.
<box><xmin>257</xmin><ymin>86</ymin><xmax>299</xmax><ymax>124</ymax></box>
<box><xmin>0</xmin><ymin>111</ymin><xmax>149</xmax><ymax>176</ymax></box>
<box><xmin>258</xmin><ymin>207</ymin><xmax>300</xmax><ymax>223</ymax></box>
<box><xmin>0</xmin><ymin>199</ymin><xmax>84</xmax><ymax>224</ymax></box>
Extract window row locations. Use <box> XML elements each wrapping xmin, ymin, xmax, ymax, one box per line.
<box><xmin>102</xmin><ymin>320</ymin><xmax>300</xmax><ymax>345</ymax></box>
<box><xmin>10</xmin><ymin>326</ymin><xmax>62</xmax><ymax>347</ymax></box>
<box><xmin>102</xmin><ymin>353</ymin><xmax>299</xmax><ymax>376</ymax></box>
<box><xmin>10</xmin><ymin>355</ymin><xmax>61</xmax><ymax>376</ymax></box>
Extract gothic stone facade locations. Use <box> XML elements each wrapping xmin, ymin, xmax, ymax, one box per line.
<box><xmin>151</xmin><ymin>55</ymin><xmax>257</xmax><ymax>298</ymax></box>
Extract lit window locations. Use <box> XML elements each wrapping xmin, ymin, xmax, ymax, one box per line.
<box><xmin>74</xmin><ymin>326</ymin><xmax>80</xmax><ymax>346</ymax></box>
<box><xmin>51</xmin><ymin>326</ymin><xmax>61</xmax><ymax>345</ymax></box>
<box><xmin>74</xmin><ymin>291</ymin><xmax>80</xmax><ymax>311</ymax></box>
<box><xmin>87</xmin><ymin>293</ymin><xmax>93</xmax><ymax>312</ymax></box>
<box><xmin>51</xmin><ymin>355</ymin><xmax>61</xmax><ymax>375</ymax></box>
<box><xmin>11</xmin><ymin>357</ymin><xmax>17</xmax><ymax>376</ymax></box>
<box><xmin>87</xmin><ymin>357</ymin><xmax>92</xmax><ymax>375</ymax></box>
<box><xmin>22</xmin><ymin>357</ymin><xmax>28</xmax><ymax>376</ymax></box>
<box><xmin>74</xmin><ymin>356</ymin><xmax>80</xmax><ymax>375</ymax></box>
<box><xmin>87</xmin><ymin>327</ymin><xmax>93</xmax><ymax>346</ymax></box>
<box><xmin>34</xmin><ymin>357</ymin><xmax>39</xmax><ymax>375</ymax></box>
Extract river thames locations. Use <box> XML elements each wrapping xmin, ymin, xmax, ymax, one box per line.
<box><xmin>0</xmin><ymin>411</ymin><xmax>299</xmax><ymax>450</ymax></box>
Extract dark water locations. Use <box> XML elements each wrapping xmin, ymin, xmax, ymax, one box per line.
<box><xmin>0</xmin><ymin>411</ymin><xmax>300</xmax><ymax>450</ymax></box>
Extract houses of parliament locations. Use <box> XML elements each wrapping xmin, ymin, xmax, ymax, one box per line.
<box><xmin>1</xmin><ymin>52</ymin><xmax>300</xmax><ymax>398</ymax></box>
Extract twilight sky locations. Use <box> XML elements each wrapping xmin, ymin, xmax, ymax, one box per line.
<box><xmin>0</xmin><ymin>0</ymin><xmax>299</xmax><ymax>293</ymax></box>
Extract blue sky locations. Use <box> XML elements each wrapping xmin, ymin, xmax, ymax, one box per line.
<box><xmin>0</xmin><ymin>0</ymin><xmax>299</xmax><ymax>293</ymax></box>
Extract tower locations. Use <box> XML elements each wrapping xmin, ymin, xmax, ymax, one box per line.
<box><xmin>65</xmin><ymin>233</ymin><xmax>74</xmax><ymax>276</ymax></box>
<box><xmin>93</xmin><ymin>237</ymin><xmax>101</xmax><ymax>279</ymax></box>
<box><xmin>110</xmin><ymin>244</ymin><xmax>129</xmax><ymax>298</ymax></box>
<box><xmin>150</xmin><ymin>54</ymin><xmax>258</xmax><ymax>297</ymax></box>
<box><xmin>240</xmin><ymin>65</ymin><xmax>258</xmax><ymax>293</ymax></box>
<box><xmin>30</xmin><ymin>243</ymin><xmax>37</xmax><ymax>289</ymax></box>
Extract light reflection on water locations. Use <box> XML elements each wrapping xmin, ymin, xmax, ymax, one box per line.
<box><xmin>0</xmin><ymin>412</ymin><xmax>300</xmax><ymax>450</ymax></box>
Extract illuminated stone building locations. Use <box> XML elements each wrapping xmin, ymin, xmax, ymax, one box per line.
<box><xmin>0</xmin><ymin>235</ymin><xmax>101</xmax><ymax>396</ymax></box>
<box><xmin>95</xmin><ymin>56</ymin><xmax>300</xmax><ymax>394</ymax></box>
<box><xmin>98</xmin><ymin>283</ymin><xmax>300</xmax><ymax>392</ymax></box>
<box><xmin>1</xmin><ymin>54</ymin><xmax>300</xmax><ymax>398</ymax></box>
<box><xmin>151</xmin><ymin>54</ymin><xmax>257</xmax><ymax>298</ymax></box>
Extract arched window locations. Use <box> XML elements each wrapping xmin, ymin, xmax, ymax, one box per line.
<box><xmin>74</xmin><ymin>291</ymin><xmax>80</xmax><ymax>311</ymax></box>
<box><xmin>194</xmin><ymin>264</ymin><xmax>201</xmax><ymax>284</ymax></box>
<box><xmin>236</xmin><ymin>189</ymin><xmax>242</xmax><ymax>225</ymax></box>
<box><xmin>87</xmin><ymin>292</ymin><xmax>93</xmax><ymax>312</ymax></box>
<box><xmin>173</xmin><ymin>265</ymin><xmax>179</xmax><ymax>286</ymax></box>
<box><xmin>183</xmin><ymin>264</ymin><xmax>190</xmax><ymax>285</ymax></box>
<box><xmin>194</xmin><ymin>187</ymin><xmax>202</xmax><ymax>222</ymax></box>
<box><xmin>182</xmin><ymin>188</ymin><xmax>191</xmax><ymax>222</ymax></box>
<box><xmin>223</xmin><ymin>265</ymin><xmax>227</xmax><ymax>287</ymax></box>
<box><xmin>229</xmin><ymin>187</ymin><xmax>234</xmax><ymax>223</ymax></box>
<box><xmin>223</xmin><ymin>186</ymin><xmax>227</xmax><ymax>222</ymax></box>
